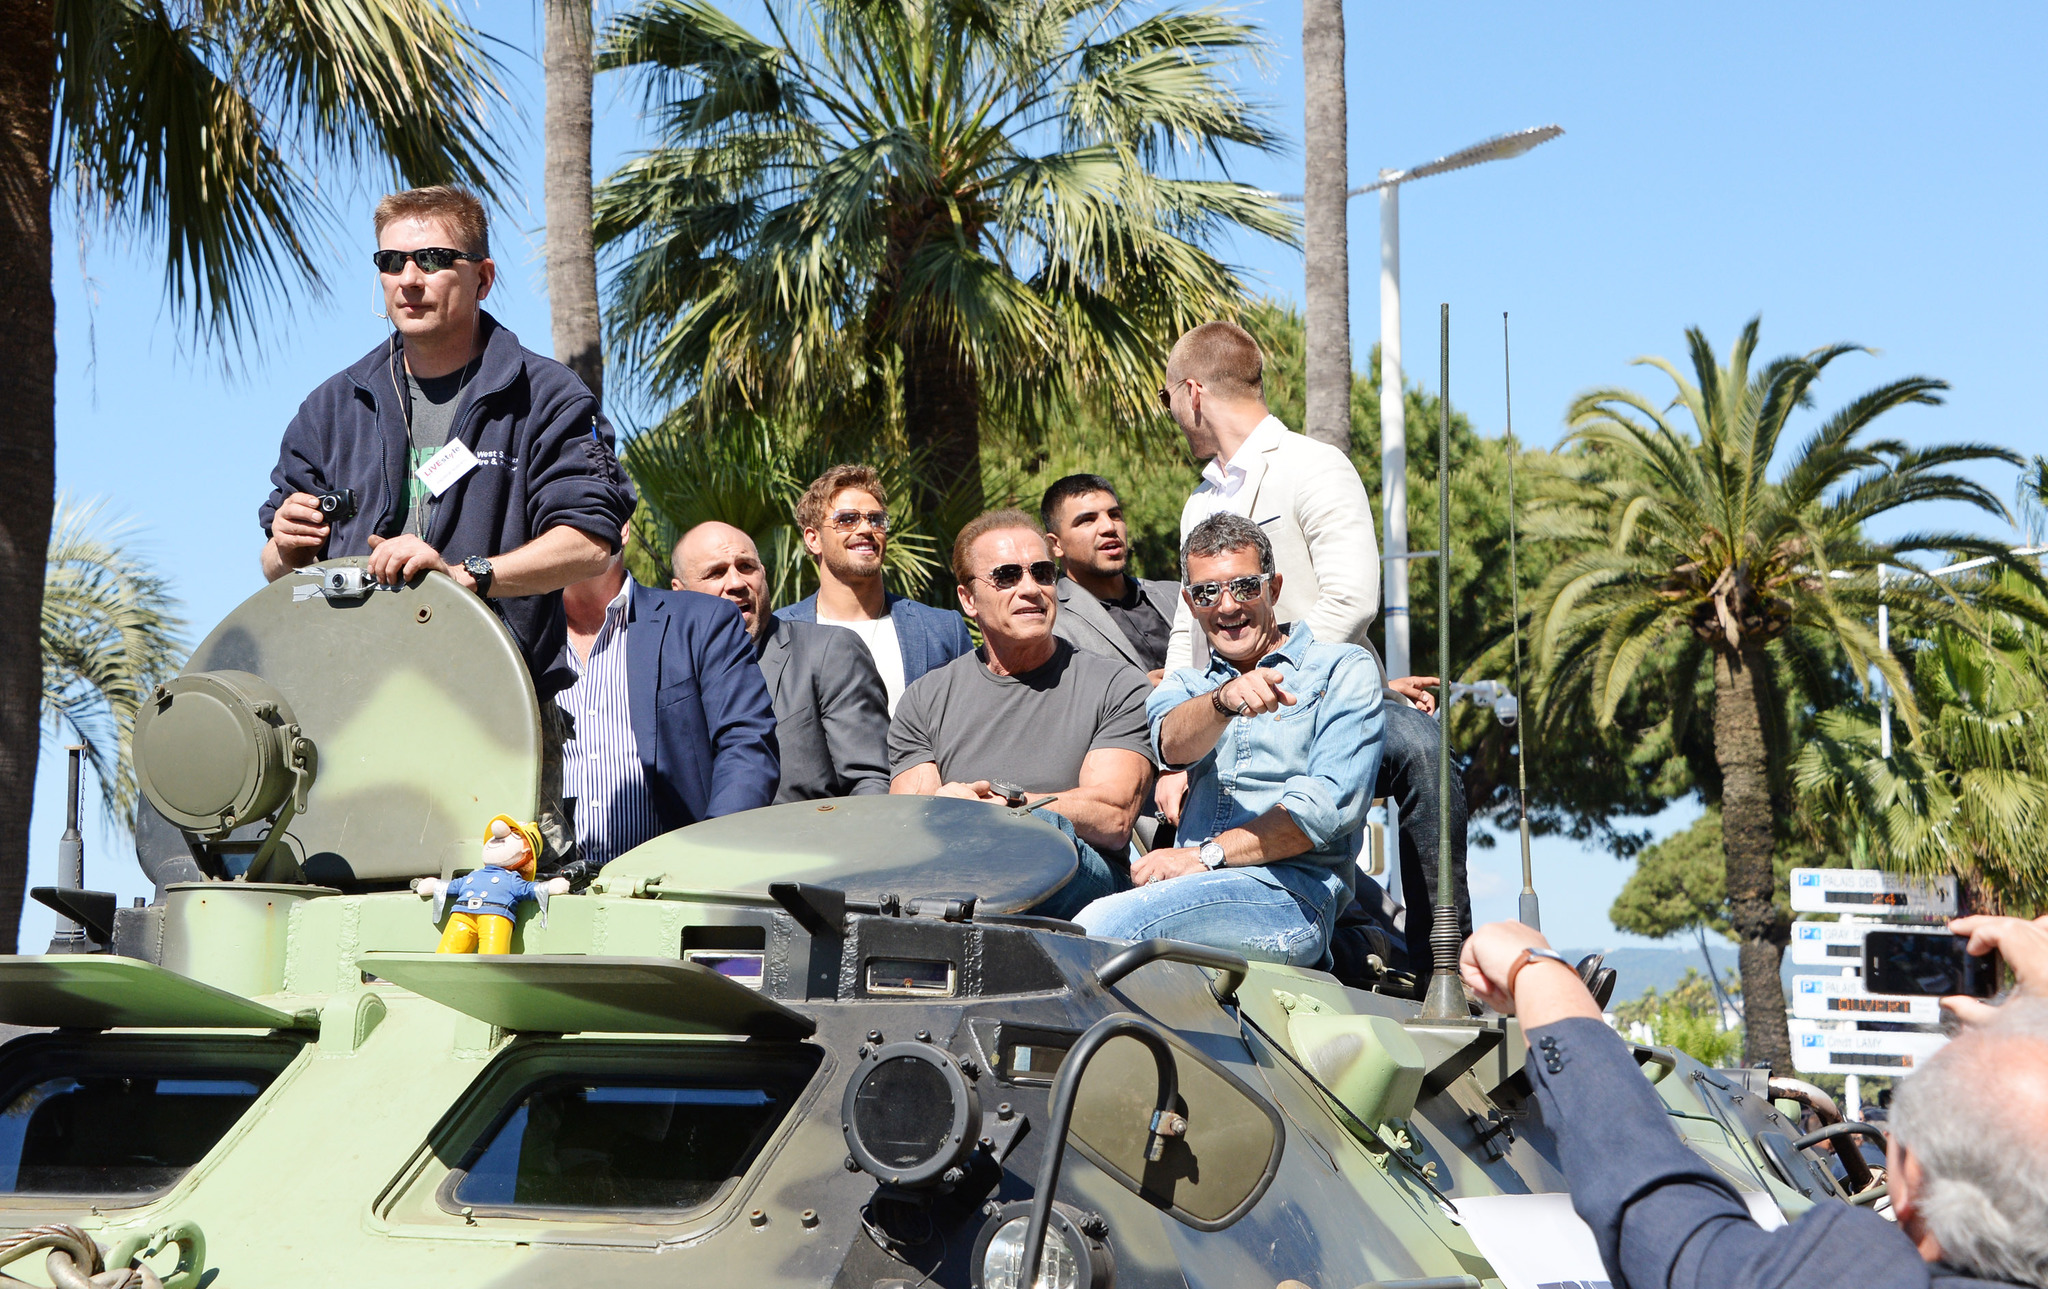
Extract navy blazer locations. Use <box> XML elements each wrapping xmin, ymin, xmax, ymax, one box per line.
<box><xmin>775</xmin><ymin>591</ymin><xmax>974</xmax><ymax>688</ymax></box>
<box><xmin>625</xmin><ymin>582</ymin><xmax>780</xmax><ymax>832</ymax></box>
<box><xmin>1530</xmin><ymin>1016</ymin><xmax>2003</xmax><ymax>1289</ymax></box>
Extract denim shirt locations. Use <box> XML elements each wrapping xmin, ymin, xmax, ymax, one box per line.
<box><xmin>1148</xmin><ymin>622</ymin><xmax>1384</xmax><ymax>905</ymax></box>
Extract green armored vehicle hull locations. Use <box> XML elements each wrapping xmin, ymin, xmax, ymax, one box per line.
<box><xmin>0</xmin><ymin>566</ymin><xmax>1861</xmax><ymax>1288</ymax></box>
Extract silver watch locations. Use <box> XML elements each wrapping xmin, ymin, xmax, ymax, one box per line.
<box><xmin>1198</xmin><ymin>840</ymin><xmax>1227</xmax><ymax>870</ymax></box>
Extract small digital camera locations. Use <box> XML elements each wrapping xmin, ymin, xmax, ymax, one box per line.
<box><xmin>316</xmin><ymin>487</ymin><xmax>358</xmax><ymax>522</ymax></box>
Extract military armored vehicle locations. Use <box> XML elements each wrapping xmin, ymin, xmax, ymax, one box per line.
<box><xmin>0</xmin><ymin>562</ymin><xmax>1882</xmax><ymax>1288</ymax></box>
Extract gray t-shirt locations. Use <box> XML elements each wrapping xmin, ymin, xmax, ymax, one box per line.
<box><xmin>888</xmin><ymin>640</ymin><xmax>1152</xmax><ymax>792</ymax></box>
<box><xmin>399</xmin><ymin>367</ymin><xmax>467</xmax><ymax>537</ymax></box>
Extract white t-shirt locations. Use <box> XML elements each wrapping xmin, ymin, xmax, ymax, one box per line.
<box><xmin>1181</xmin><ymin>414</ymin><xmax>1284</xmax><ymax>530</ymax></box>
<box><xmin>818</xmin><ymin>612</ymin><xmax>908</xmax><ymax>714</ymax></box>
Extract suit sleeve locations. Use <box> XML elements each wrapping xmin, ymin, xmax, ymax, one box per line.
<box><xmin>817</xmin><ymin>630</ymin><xmax>892</xmax><ymax>795</ymax></box>
<box><xmin>1295</xmin><ymin>442</ymin><xmax>1380</xmax><ymax>648</ymax></box>
<box><xmin>1527</xmin><ymin>1017</ymin><xmax>1923</xmax><ymax>1289</ymax></box>
<box><xmin>696</xmin><ymin>605</ymin><xmax>782</xmax><ymax>815</ymax></box>
<box><xmin>1164</xmin><ymin>495</ymin><xmax>1202</xmax><ymax>672</ymax></box>
<box><xmin>943</xmin><ymin>611</ymin><xmax>975</xmax><ymax>664</ymax></box>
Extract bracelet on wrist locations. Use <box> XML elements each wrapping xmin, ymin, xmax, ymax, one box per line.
<box><xmin>1210</xmin><ymin>685</ymin><xmax>1234</xmax><ymax>716</ymax></box>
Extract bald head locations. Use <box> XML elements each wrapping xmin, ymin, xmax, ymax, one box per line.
<box><xmin>673</xmin><ymin>522</ymin><xmax>770</xmax><ymax>639</ymax></box>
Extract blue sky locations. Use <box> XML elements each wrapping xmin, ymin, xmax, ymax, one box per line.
<box><xmin>22</xmin><ymin>2</ymin><xmax>2045</xmax><ymax>950</ymax></box>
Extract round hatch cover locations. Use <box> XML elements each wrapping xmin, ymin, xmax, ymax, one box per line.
<box><xmin>135</xmin><ymin>670</ymin><xmax>299</xmax><ymax>834</ymax></box>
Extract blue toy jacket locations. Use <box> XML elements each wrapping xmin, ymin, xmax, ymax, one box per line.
<box><xmin>439</xmin><ymin>867</ymin><xmax>541</xmax><ymax>921</ymax></box>
<box><xmin>260</xmin><ymin>311</ymin><xmax>637</xmax><ymax>698</ymax></box>
<box><xmin>775</xmin><ymin>592</ymin><xmax>973</xmax><ymax>690</ymax></box>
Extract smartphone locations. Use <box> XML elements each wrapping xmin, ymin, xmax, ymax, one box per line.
<box><xmin>1862</xmin><ymin>928</ymin><xmax>2000</xmax><ymax>998</ymax></box>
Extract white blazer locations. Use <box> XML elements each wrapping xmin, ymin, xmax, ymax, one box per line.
<box><xmin>1165</xmin><ymin>416</ymin><xmax>1382</xmax><ymax>672</ymax></box>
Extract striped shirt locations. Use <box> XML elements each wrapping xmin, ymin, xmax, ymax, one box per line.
<box><xmin>560</xmin><ymin>576</ymin><xmax>659</xmax><ymax>868</ymax></box>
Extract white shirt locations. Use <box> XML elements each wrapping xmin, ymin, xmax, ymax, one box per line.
<box><xmin>819</xmin><ymin>612</ymin><xmax>907</xmax><ymax>715</ymax></box>
<box><xmin>1183</xmin><ymin>415</ymin><xmax>1286</xmax><ymax>530</ymax></box>
<box><xmin>559</xmin><ymin>575</ymin><xmax>659</xmax><ymax>868</ymax></box>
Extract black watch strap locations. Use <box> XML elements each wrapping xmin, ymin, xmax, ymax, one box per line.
<box><xmin>464</xmin><ymin>555</ymin><xmax>494</xmax><ymax>597</ymax></box>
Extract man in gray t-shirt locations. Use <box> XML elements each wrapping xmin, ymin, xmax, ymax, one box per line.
<box><xmin>890</xmin><ymin>510</ymin><xmax>1155</xmax><ymax>918</ymax></box>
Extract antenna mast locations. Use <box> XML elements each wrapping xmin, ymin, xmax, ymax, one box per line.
<box><xmin>1503</xmin><ymin>314</ymin><xmax>1540</xmax><ymax>930</ymax></box>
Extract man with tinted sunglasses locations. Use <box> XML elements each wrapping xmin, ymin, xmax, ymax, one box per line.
<box><xmin>775</xmin><ymin>464</ymin><xmax>973</xmax><ymax>714</ymax></box>
<box><xmin>1074</xmin><ymin>513</ymin><xmax>1382</xmax><ymax>967</ymax></box>
<box><xmin>259</xmin><ymin>185</ymin><xmax>635</xmax><ymax>864</ymax></box>
<box><xmin>889</xmin><ymin>510</ymin><xmax>1155</xmax><ymax>919</ymax></box>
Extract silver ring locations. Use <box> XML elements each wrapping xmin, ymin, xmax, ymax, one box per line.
<box><xmin>1237</xmin><ymin>700</ymin><xmax>1252</xmax><ymax>717</ymax></box>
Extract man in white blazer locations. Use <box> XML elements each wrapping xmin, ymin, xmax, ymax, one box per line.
<box><xmin>1158</xmin><ymin>320</ymin><xmax>1380</xmax><ymax>673</ymax></box>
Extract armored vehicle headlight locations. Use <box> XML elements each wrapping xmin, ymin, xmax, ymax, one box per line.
<box><xmin>134</xmin><ymin>671</ymin><xmax>302</xmax><ymax>836</ymax></box>
<box><xmin>840</xmin><ymin>1041</ymin><xmax>979</xmax><ymax>1187</ymax></box>
<box><xmin>972</xmin><ymin>1202</ymin><xmax>1112</xmax><ymax>1289</ymax></box>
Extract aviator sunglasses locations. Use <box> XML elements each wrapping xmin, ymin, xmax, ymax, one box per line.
<box><xmin>976</xmin><ymin>560</ymin><xmax>1057</xmax><ymax>591</ymax></box>
<box><xmin>827</xmin><ymin>509</ymin><xmax>890</xmax><ymax>533</ymax></box>
<box><xmin>373</xmin><ymin>247</ymin><xmax>486</xmax><ymax>275</ymax></box>
<box><xmin>1186</xmin><ymin>573</ymin><xmax>1272</xmax><ymax>608</ymax></box>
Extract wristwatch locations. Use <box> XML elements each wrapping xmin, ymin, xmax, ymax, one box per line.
<box><xmin>463</xmin><ymin>555</ymin><xmax>494</xmax><ymax>597</ymax></box>
<box><xmin>1508</xmin><ymin>945</ymin><xmax>1576</xmax><ymax>992</ymax></box>
<box><xmin>1198</xmin><ymin>840</ymin><xmax>1227</xmax><ymax>870</ymax></box>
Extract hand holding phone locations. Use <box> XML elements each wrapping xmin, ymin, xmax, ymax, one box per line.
<box><xmin>1940</xmin><ymin>915</ymin><xmax>2048</xmax><ymax>1024</ymax></box>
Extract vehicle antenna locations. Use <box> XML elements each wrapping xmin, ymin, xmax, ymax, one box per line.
<box><xmin>1504</xmin><ymin>312</ymin><xmax>1540</xmax><ymax>931</ymax></box>
<box><xmin>1421</xmin><ymin>304</ymin><xmax>1466</xmax><ymax>1020</ymax></box>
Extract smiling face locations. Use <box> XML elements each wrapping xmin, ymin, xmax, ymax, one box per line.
<box><xmin>377</xmin><ymin>214</ymin><xmax>494</xmax><ymax>346</ymax></box>
<box><xmin>803</xmin><ymin>487</ymin><xmax>887</xmax><ymax>584</ymax></box>
<box><xmin>673</xmin><ymin>522</ymin><xmax>770</xmax><ymax>639</ymax></box>
<box><xmin>1048</xmin><ymin>490</ymin><xmax>1130</xmax><ymax>579</ymax></box>
<box><xmin>957</xmin><ymin>526</ymin><xmax>1058</xmax><ymax>650</ymax></box>
<box><xmin>1185</xmin><ymin>544</ymin><xmax>1284</xmax><ymax>669</ymax></box>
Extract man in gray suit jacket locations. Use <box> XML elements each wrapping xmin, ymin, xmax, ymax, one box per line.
<box><xmin>1041</xmin><ymin>473</ymin><xmax>1179</xmax><ymax>680</ymax></box>
<box><xmin>674</xmin><ymin>523</ymin><xmax>891</xmax><ymax>802</ymax></box>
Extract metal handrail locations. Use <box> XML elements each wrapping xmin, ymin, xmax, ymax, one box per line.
<box><xmin>1095</xmin><ymin>938</ymin><xmax>1248</xmax><ymax>1003</ymax></box>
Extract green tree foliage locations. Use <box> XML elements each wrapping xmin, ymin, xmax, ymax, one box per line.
<box><xmin>1796</xmin><ymin>562</ymin><xmax>2048</xmax><ymax>912</ymax></box>
<box><xmin>1612</xmin><ymin>967</ymin><xmax>1743</xmax><ymax>1067</ymax></box>
<box><xmin>56</xmin><ymin>0</ymin><xmax>511</xmax><ymax>342</ymax></box>
<box><xmin>591</xmin><ymin>0</ymin><xmax>1296</xmax><ymax>516</ymax></box>
<box><xmin>41</xmin><ymin>497</ymin><xmax>185</xmax><ymax>827</ymax></box>
<box><xmin>1528</xmin><ymin>317</ymin><xmax>2024</xmax><ymax>1070</ymax></box>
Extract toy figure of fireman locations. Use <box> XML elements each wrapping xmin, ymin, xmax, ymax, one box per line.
<box><xmin>416</xmin><ymin>816</ymin><xmax>570</xmax><ymax>954</ymax></box>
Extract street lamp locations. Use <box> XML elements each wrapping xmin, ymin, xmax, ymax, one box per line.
<box><xmin>1354</xmin><ymin>125</ymin><xmax>1562</xmax><ymax>679</ymax></box>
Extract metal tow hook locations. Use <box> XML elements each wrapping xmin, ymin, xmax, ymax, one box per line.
<box><xmin>1146</xmin><ymin>1109</ymin><xmax>1189</xmax><ymax>1162</ymax></box>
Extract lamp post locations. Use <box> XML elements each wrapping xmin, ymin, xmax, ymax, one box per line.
<box><xmin>1352</xmin><ymin>126</ymin><xmax>1562</xmax><ymax>679</ymax></box>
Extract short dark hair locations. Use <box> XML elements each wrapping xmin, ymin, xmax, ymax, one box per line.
<box><xmin>1181</xmin><ymin>512</ymin><xmax>1274</xmax><ymax>582</ymax></box>
<box><xmin>1039</xmin><ymin>474</ymin><xmax>1121</xmax><ymax>530</ymax></box>
<box><xmin>796</xmin><ymin>464</ymin><xmax>888</xmax><ymax>533</ymax></box>
<box><xmin>374</xmin><ymin>186</ymin><xmax>490</xmax><ymax>257</ymax></box>
<box><xmin>1166</xmin><ymin>321</ymin><xmax>1264</xmax><ymax>401</ymax></box>
<box><xmin>952</xmin><ymin>509</ymin><xmax>1047</xmax><ymax>585</ymax></box>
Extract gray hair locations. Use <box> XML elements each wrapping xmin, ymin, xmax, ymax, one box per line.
<box><xmin>1889</xmin><ymin>996</ymin><xmax>2048</xmax><ymax>1287</ymax></box>
<box><xmin>1181</xmin><ymin>513</ymin><xmax>1275</xmax><ymax>583</ymax></box>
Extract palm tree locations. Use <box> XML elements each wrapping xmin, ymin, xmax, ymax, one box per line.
<box><xmin>1299</xmin><ymin>0</ymin><xmax>1349</xmax><ymax>451</ymax></box>
<box><xmin>1796</xmin><ymin>566</ymin><xmax>2048</xmax><ymax>912</ymax></box>
<box><xmin>1530</xmin><ymin>318</ymin><xmax>2022</xmax><ymax>1069</ymax></box>
<box><xmin>41</xmin><ymin>496</ymin><xmax>186</xmax><ymax>830</ymax></box>
<box><xmin>0</xmin><ymin>0</ymin><xmax>508</xmax><ymax>949</ymax></box>
<box><xmin>593</xmin><ymin>0</ymin><xmax>1295</xmax><ymax>515</ymax></box>
<box><xmin>545</xmin><ymin>0</ymin><xmax>605</xmax><ymax>404</ymax></box>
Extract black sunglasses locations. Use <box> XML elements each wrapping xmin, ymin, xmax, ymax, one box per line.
<box><xmin>1186</xmin><ymin>573</ymin><xmax>1272</xmax><ymax>608</ymax></box>
<box><xmin>977</xmin><ymin>560</ymin><xmax>1057</xmax><ymax>591</ymax></box>
<box><xmin>1158</xmin><ymin>377</ymin><xmax>1192</xmax><ymax>409</ymax></box>
<box><xmin>372</xmin><ymin>247</ymin><xmax>486</xmax><ymax>275</ymax></box>
<box><xmin>827</xmin><ymin>509</ymin><xmax>890</xmax><ymax>533</ymax></box>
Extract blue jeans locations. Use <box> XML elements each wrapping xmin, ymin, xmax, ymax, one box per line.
<box><xmin>1074</xmin><ymin>862</ymin><xmax>1344</xmax><ymax>967</ymax></box>
<box><xmin>1027</xmin><ymin>809</ymin><xmax>1130</xmax><ymax>921</ymax></box>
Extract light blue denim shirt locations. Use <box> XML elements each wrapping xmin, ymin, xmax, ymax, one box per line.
<box><xmin>1148</xmin><ymin>621</ymin><xmax>1384</xmax><ymax>905</ymax></box>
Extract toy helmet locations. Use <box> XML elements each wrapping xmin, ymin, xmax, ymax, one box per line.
<box><xmin>484</xmin><ymin>814</ymin><xmax>546</xmax><ymax>878</ymax></box>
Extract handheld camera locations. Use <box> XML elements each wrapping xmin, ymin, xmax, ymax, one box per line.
<box><xmin>315</xmin><ymin>487</ymin><xmax>358</xmax><ymax>523</ymax></box>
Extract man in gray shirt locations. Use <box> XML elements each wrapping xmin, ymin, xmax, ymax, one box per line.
<box><xmin>890</xmin><ymin>510</ymin><xmax>1154</xmax><ymax>918</ymax></box>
